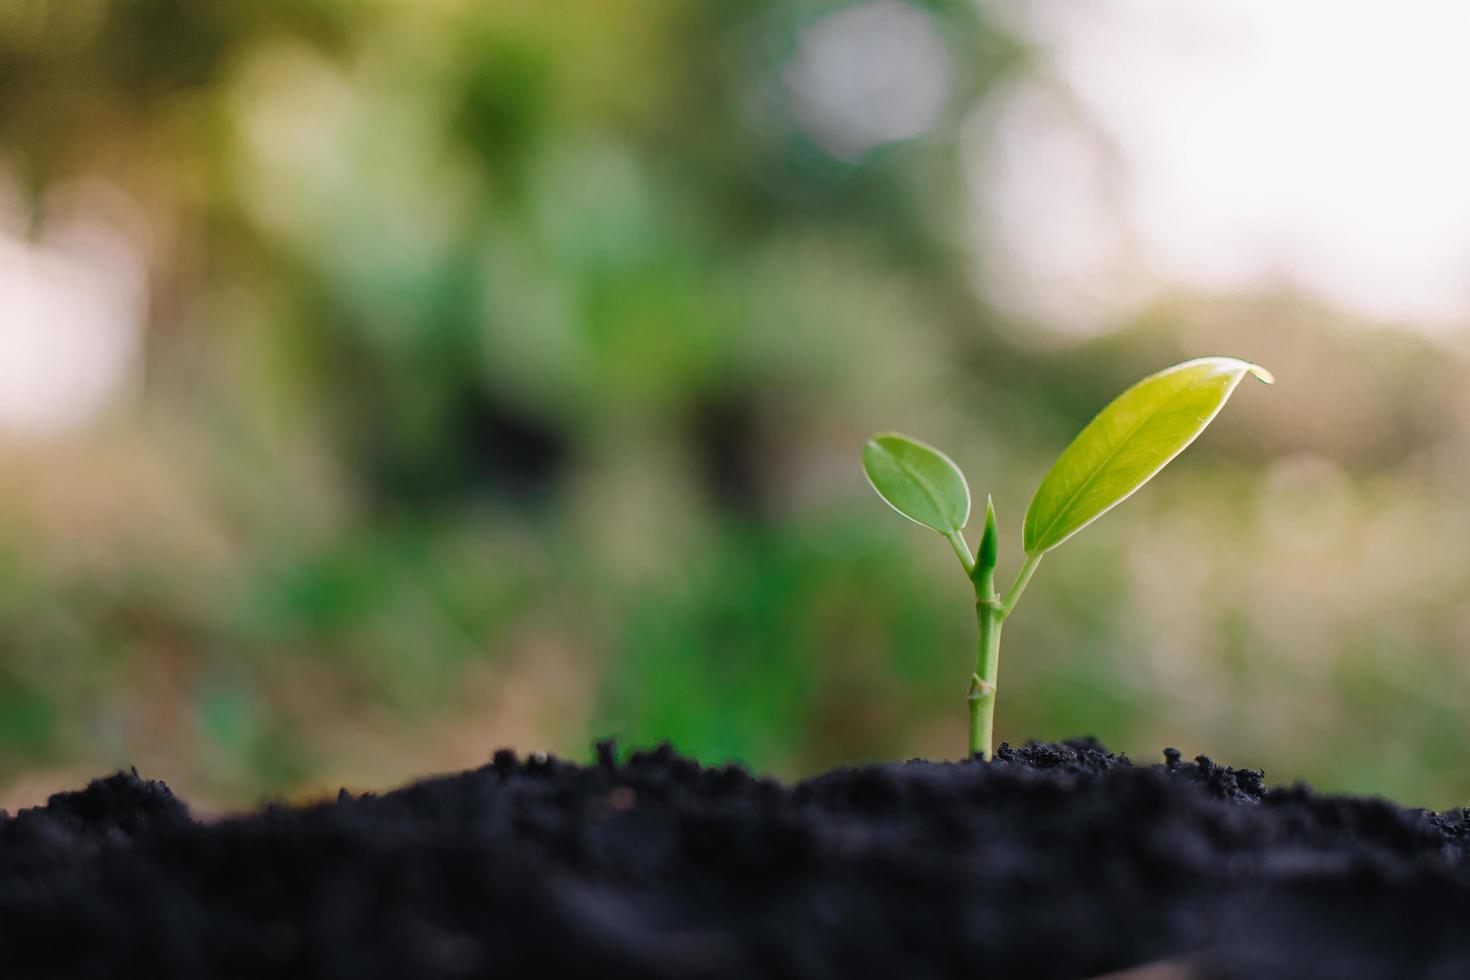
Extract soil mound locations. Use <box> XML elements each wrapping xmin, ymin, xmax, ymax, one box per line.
<box><xmin>2</xmin><ymin>739</ymin><xmax>1467</xmax><ymax>979</ymax></box>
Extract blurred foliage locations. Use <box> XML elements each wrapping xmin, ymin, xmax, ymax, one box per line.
<box><xmin>1</xmin><ymin>0</ymin><xmax>1469</xmax><ymax>812</ymax></box>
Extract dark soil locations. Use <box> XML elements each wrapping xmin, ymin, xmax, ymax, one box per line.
<box><xmin>2</xmin><ymin>739</ymin><xmax>1468</xmax><ymax>979</ymax></box>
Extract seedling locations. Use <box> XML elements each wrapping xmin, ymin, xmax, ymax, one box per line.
<box><xmin>863</xmin><ymin>357</ymin><xmax>1273</xmax><ymax>760</ymax></box>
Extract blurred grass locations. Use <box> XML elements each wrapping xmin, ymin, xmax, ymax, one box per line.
<box><xmin>1</xmin><ymin>0</ymin><xmax>1470</xmax><ymax>813</ymax></box>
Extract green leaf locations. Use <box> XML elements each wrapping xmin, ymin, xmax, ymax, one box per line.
<box><xmin>1023</xmin><ymin>357</ymin><xmax>1273</xmax><ymax>554</ymax></box>
<box><xmin>863</xmin><ymin>432</ymin><xmax>971</xmax><ymax>535</ymax></box>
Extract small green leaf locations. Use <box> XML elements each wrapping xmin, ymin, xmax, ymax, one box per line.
<box><xmin>1023</xmin><ymin>357</ymin><xmax>1272</xmax><ymax>554</ymax></box>
<box><xmin>863</xmin><ymin>432</ymin><xmax>971</xmax><ymax>534</ymax></box>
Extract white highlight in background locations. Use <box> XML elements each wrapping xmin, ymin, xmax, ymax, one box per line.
<box><xmin>973</xmin><ymin>0</ymin><xmax>1470</xmax><ymax>337</ymax></box>
<box><xmin>0</xmin><ymin>180</ymin><xmax>148</xmax><ymax>439</ymax></box>
<box><xmin>785</xmin><ymin>1</ymin><xmax>950</xmax><ymax>161</ymax></box>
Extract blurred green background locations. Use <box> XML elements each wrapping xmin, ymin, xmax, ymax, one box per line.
<box><xmin>2</xmin><ymin>0</ymin><xmax>1470</xmax><ymax>812</ymax></box>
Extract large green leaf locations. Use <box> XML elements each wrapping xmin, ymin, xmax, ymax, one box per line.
<box><xmin>863</xmin><ymin>433</ymin><xmax>971</xmax><ymax>534</ymax></box>
<box><xmin>1023</xmin><ymin>357</ymin><xmax>1273</xmax><ymax>554</ymax></box>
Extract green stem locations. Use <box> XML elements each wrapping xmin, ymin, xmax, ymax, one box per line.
<box><xmin>970</xmin><ymin>597</ymin><xmax>1003</xmax><ymax>759</ymax></box>
<box><xmin>970</xmin><ymin>554</ymin><xmax>1043</xmax><ymax>758</ymax></box>
<box><xmin>968</xmin><ymin>562</ymin><xmax>1001</xmax><ymax>759</ymax></box>
<box><xmin>1000</xmin><ymin>552</ymin><xmax>1043</xmax><ymax>617</ymax></box>
<box><xmin>968</xmin><ymin>496</ymin><xmax>1005</xmax><ymax>759</ymax></box>
<box><xmin>945</xmin><ymin>530</ymin><xmax>975</xmax><ymax>576</ymax></box>
<box><xmin>970</xmin><ymin>549</ymin><xmax>1042</xmax><ymax>759</ymax></box>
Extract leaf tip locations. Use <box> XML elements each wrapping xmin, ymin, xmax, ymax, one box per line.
<box><xmin>978</xmin><ymin>495</ymin><xmax>998</xmax><ymax>568</ymax></box>
<box><xmin>1246</xmin><ymin>363</ymin><xmax>1275</xmax><ymax>385</ymax></box>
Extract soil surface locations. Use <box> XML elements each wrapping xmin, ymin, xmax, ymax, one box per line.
<box><xmin>2</xmin><ymin>739</ymin><xmax>1467</xmax><ymax>979</ymax></box>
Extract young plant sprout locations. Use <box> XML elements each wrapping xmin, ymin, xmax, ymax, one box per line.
<box><xmin>863</xmin><ymin>357</ymin><xmax>1274</xmax><ymax>760</ymax></box>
